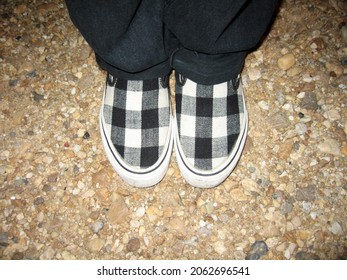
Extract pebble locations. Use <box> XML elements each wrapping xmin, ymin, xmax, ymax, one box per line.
<box><xmin>213</xmin><ymin>241</ymin><xmax>227</xmax><ymax>255</ymax></box>
<box><xmin>168</xmin><ymin>217</ymin><xmax>187</xmax><ymax>236</ymax></box>
<box><xmin>77</xmin><ymin>129</ymin><xmax>85</xmax><ymax>138</ymax></box>
<box><xmin>267</xmin><ymin>111</ymin><xmax>290</xmax><ymax>129</ymax></box>
<box><xmin>91</xmin><ymin>221</ymin><xmax>104</xmax><ymax>234</ymax></box>
<box><xmin>107</xmin><ymin>196</ymin><xmax>130</xmax><ymax>225</ymax></box>
<box><xmin>92</xmin><ymin>168</ymin><xmax>113</xmax><ymax>188</ymax></box>
<box><xmin>248</xmin><ymin>68</ymin><xmax>262</xmax><ymax>81</ymax></box>
<box><xmin>61</xmin><ymin>251</ymin><xmax>77</xmax><ymax>260</ymax></box>
<box><xmin>278</xmin><ymin>53</ymin><xmax>296</xmax><ymax>70</ymax></box>
<box><xmin>317</xmin><ymin>139</ymin><xmax>341</xmax><ymax>156</ymax></box>
<box><xmin>287</xmin><ymin>66</ymin><xmax>302</xmax><ymax>77</ymax></box>
<box><xmin>295</xmin><ymin>251</ymin><xmax>320</xmax><ymax>260</ymax></box>
<box><xmin>87</xmin><ymin>238</ymin><xmax>105</xmax><ymax>252</ymax></box>
<box><xmin>295</xmin><ymin>123</ymin><xmax>308</xmax><ymax>136</ymax></box>
<box><xmin>33</xmin><ymin>197</ymin><xmax>44</xmax><ymax>206</ymax></box>
<box><xmin>341</xmin><ymin>25</ymin><xmax>347</xmax><ymax>44</ymax></box>
<box><xmin>40</xmin><ymin>247</ymin><xmax>56</xmax><ymax>260</ymax></box>
<box><xmin>83</xmin><ymin>131</ymin><xmax>90</xmax><ymax>139</ymax></box>
<box><xmin>241</xmin><ymin>179</ymin><xmax>260</xmax><ymax>195</ymax></box>
<box><xmin>230</xmin><ymin>188</ymin><xmax>250</xmax><ymax>202</ymax></box>
<box><xmin>0</xmin><ymin>232</ymin><xmax>9</xmax><ymax>247</ymax></box>
<box><xmin>310</xmin><ymin>37</ymin><xmax>326</xmax><ymax>51</ymax></box>
<box><xmin>284</xmin><ymin>243</ymin><xmax>296</xmax><ymax>259</ymax></box>
<box><xmin>328</xmin><ymin>221</ymin><xmax>343</xmax><ymax>235</ymax></box>
<box><xmin>14</xmin><ymin>4</ymin><xmax>27</xmax><ymax>14</ymax></box>
<box><xmin>127</xmin><ymin>238</ymin><xmax>140</xmax><ymax>252</ymax></box>
<box><xmin>325</xmin><ymin>62</ymin><xmax>343</xmax><ymax>77</ymax></box>
<box><xmin>325</xmin><ymin>109</ymin><xmax>340</xmax><ymax>122</ymax></box>
<box><xmin>258</xmin><ymin>100</ymin><xmax>269</xmax><ymax>110</ymax></box>
<box><xmin>135</xmin><ymin>207</ymin><xmax>146</xmax><ymax>218</ymax></box>
<box><xmin>246</xmin><ymin>241</ymin><xmax>269</xmax><ymax>260</ymax></box>
<box><xmin>279</xmin><ymin>140</ymin><xmax>293</xmax><ymax>160</ymax></box>
<box><xmin>299</xmin><ymin>92</ymin><xmax>318</xmax><ymax>110</ymax></box>
<box><xmin>280</xmin><ymin>202</ymin><xmax>293</xmax><ymax>215</ymax></box>
<box><xmin>295</xmin><ymin>185</ymin><xmax>316</xmax><ymax>202</ymax></box>
<box><xmin>33</xmin><ymin>92</ymin><xmax>44</xmax><ymax>102</ymax></box>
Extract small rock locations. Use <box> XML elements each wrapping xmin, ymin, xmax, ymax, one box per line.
<box><xmin>42</xmin><ymin>185</ymin><xmax>52</xmax><ymax>192</ymax></box>
<box><xmin>107</xmin><ymin>196</ymin><xmax>130</xmax><ymax>225</ymax></box>
<box><xmin>253</xmin><ymin>50</ymin><xmax>264</xmax><ymax>62</ymax></box>
<box><xmin>328</xmin><ymin>221</ymin><xmax>343</xmax><ymax>235</ymax></box>
<box><xmin>302</xmin><ymin>201</ymin><xmax>312</xmax><ymax>212</ymax></box>
<box><xmin>325</xmin><ymin>62</ymin><xmax>343</xmax><ymax>77</ymax></box>
<box><xmin>295</xmin><ymin>251</ymin><xmax>320</xmax><ymax>260</ymax></box>
<box><xmin>317</xmin><ymin>139</ymin><xmax>341</xmax><ymax>156</ymax></box>
<box><xmin>258</xmin><ymin>100</ymin><xmax>269</xmax><ymax>110</ymax></box>
<box><xmin>291</xmin><ymin>216</ymin><xmax>302</xmax><ymax>228</ymax></box>
<box><xmin>278</xmin><ymin>53</ymin><xmax>296</xmax><ymax>70</ymax></box>
<box><xmin>92</xmin><ymin>168</ymin><xmax>112</xmax><ymax>188</ymax></box>
<box><xmin>135</xmin><ymin>207</ymin><xmax>146</xmax><ymax>218</ymax></box>
<box><xmin>26</xmin><ymin>70</ymin><xmax>37</xmax><ymax>78</ymax></box>
<box><xmin>287</xmin><ymin>67</ymin><xmax>303</xmax><ymax>77</ymax></box>
<box><xmin>33</xmin><ymin>197</ymin><xmax>44</xmax><ymax>206</ymax></box>
<box><xmin>341</xmin><ymin>25</ymin><xmax>347</xmax><ymax>44</ymax></box>
<box><xmin>61</xmin><ymin>251</ymin><xmax>77</xmax><ymax>260</ymax></box>
<box><xmin>342</xmin><ymin>145</ymin><xmax>347</xmax><ymax>156</ymax></box>
<box><xmin>37</xmin><ymin>3</ymin><xmax>59</xmax><ymax>14</ymax></box>
<box><xmin>284</xmin><ymin>243</ymin><xmax>296</xmax><ymax>259</ymax></box>
<box><xmin>87</xmin><ymin>238</ymin><xmax>105</xmax><ymax>252</ymax></box>
<box><xmin>280</xmin><ymin>202</ymin><xmax>293</xmax><ymax>215</ymax></box>
<box><xmin>295</xmin><ymin>185</ymin><xmax>316</xmax><ymax>202</ymax></box>
<box><xmin>267</xmin><ymin>111</ymin><xmax>290</xmax><ymax>129</ymax></box>
<box><xmin>300</xmin><ymin>92</ymin><xmax>318</xmax><ymax>110</ymax></box>
<box><xmin>91</xmin><ymin>221</ymin><xmax>104</xmax><ymax>234</ymax></box>
<box><xmin>230</xmin><ymin>188</ymin><xmax>249</xmax><ymax>202</ymax></box>
<box><xmin>47</xmin><ymin>173</ymin><xmax>58</xmax><ymax>183</ymax></box>
<box><xmin>248</xmin><ymin>68</ymin><xmax>262</xmax><ymax>81</ymax></box>
<box><xmin>214</xmin><ymin>241</ymin><xmax>227</xmax><ymax>255</ymax></box>
<box><xmin>40</xmin><ymin>247</ymin><xmax>56</xmax><ymax>260</ymax></box>
<box><xmin>246</xmin><ymin>241</ymin><xmax>269</xmax><ymax>260</ymax></box>
<box><xmin>241</xmin><ymin>179</ymin><xmax>260</xmax><ymax>195</ymax></box>
<box><xmin>168</xmin><ymin>217</ymin><xmax>187</xmax><ymax>236</ymax></box>
<box><xmin>33</xmin><ymin>92</ymin><xmax>44</xmax><ymax>102</ymax></box>
<box><xmin>310</xmin><ymin>37</ymin><xmax>326</xmax><ymax>51</ymax></box>
<box><xmin>11</xmin><ymin>252</ymin><xmax>24</xmax><ymax>260</ymax></box>
<box><xmin>295</xmin><ymin>123</ymin><xmax>308</xmax><ymax>136</ymax></box>
<box><xmin>14</xmin><ymin>4</ymin><xmax>27</xmax><ymax>14</ymax></box>
<box><xmin>325</xmin><ymin>109</ymin><xmax>340</xmax><ymax>122</ymax></box>
<box><xmin>83</xmin><ymin>131</ymin><xmax>90</xmax><ymax>139</ymax></box>
<box><xmin>0</xmin><ymin>232</ymin><xmax>9</xmax><ymax>247</ymax></box>
<box><xmin>127</xmin><ymin>238</ymin><xmax>140</xmax><ymax>252</ymax></box>
<box><xmin>278</xmin><ymin>140</ymin><xmax>293</xmax><ymax>160</ymax></box>
<box><xmin>77</xmin><ymin>129</ymin><xmax>85</xmax><ymax>138</ymax></box>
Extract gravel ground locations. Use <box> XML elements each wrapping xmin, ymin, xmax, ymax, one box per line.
<box><xmin>0</xmin><ymin>0</ymin><xmax>346</xmax><ymax>260</ymax></box>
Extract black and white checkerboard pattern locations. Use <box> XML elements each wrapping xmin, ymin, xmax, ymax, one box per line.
<box><xmin>102</xmin><ymin>76</ymin><xmax>170</xmax><ymax>169</ymax></box>
<box><xmin>176</xmin><ymin>77</ymin><xmax>244</xmax><ymax>170</ymax></box>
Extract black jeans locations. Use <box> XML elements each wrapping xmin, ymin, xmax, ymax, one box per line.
<box><xmin>66</xmin><ymin>0</ymin><xmax>279</xmax><ymax>85</ymax></box>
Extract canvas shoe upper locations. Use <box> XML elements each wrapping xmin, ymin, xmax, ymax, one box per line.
<box><xmin>174</xmin><ymin>73</ymin><xmax>248</xmax><ymax>188</ymax></box>
<box><xmin>100</xmin><ymin>74</ymin><xmax>173</xmax><ymax>188</ymax></box>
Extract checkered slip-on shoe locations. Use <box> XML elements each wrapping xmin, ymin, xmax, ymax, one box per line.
<box><xmin>174</xmin><ymin>74</ymin><xmax>248</xmax><ymax>188</ymax></box>
<box><xmin>100</xmin><ymin>74</ymin><xmax>173</xmax><ymax>188</ymax></box>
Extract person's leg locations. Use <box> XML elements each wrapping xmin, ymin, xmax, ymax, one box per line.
<box><xmin>165</xmin><ymin>0</ymin><xmax>280</xmax><ymax>84</ymax></box>
<box><xmin>65</xmin><ymin>0</ymin><xmax>176</xmax><ymax>187</ymax></box>
<box><xmin>165</xmin><ymin>0</ymin><xmax>280</xmax><ymax>187</ymax></box>
<box><xmin>65</xmin><ymin>0</ymin><xmax>177</xmax><ymax>80</ymax></box>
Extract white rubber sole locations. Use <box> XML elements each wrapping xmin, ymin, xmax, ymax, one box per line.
<box><xmin>174</xmin><ymin>91</ymin><xmax>248</xmax><ymax>189</ymax></box>
<box><xmin>99</xmin><ymin>110</ymin><xmax>173</xmax><ymax>188</ymax></box>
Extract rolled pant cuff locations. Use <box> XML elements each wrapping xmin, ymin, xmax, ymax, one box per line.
<box><xmin>96</xmin><ymin>54</ymin><xmax>172</xmax><ymax>80</ymax></box>
<box><xmin>171</xmin><ymin>48</ymin><xmax>247</xmax><ymax>85</ymax></box>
